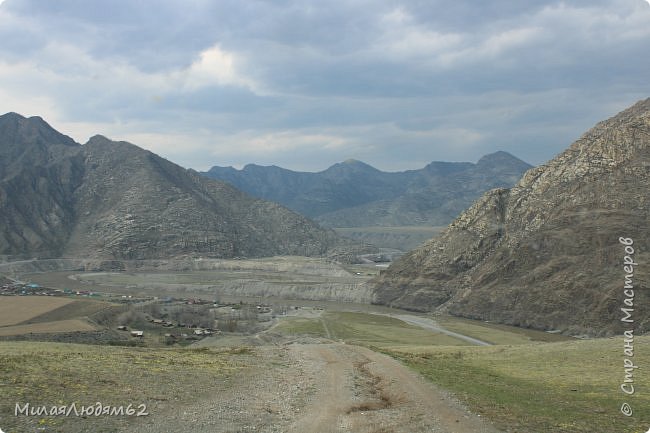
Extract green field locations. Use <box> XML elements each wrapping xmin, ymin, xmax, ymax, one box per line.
<box><xmin>275</xmin><ymin>311</ymin><xmax>472</xmax><ymax>347</ymax></box>
<box><xmin>387</xmin><ymin>337</ymin><xmax>650</xmax><ymax>433</ymax></box>
<box><xmin>274</xmin><ymin>311</ymin><xmax>573</xmax><ymax>347</ymax></box>
<box><xmin>436</xmin><ymin>315</ymin><xmax>573</xmax><ymax>345</ymax></box>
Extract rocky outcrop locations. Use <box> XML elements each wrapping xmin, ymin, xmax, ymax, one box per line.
<box><xmin>372</xmin><ymin>98</ymin><xmax>650</xmax><ymax>336</ymax></box>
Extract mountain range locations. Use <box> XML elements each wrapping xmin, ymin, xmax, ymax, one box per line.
<box><xmin>0</xmin><ymin>113</ymin><xmax>346</xmax><ymax>261</ymax></box>
<box><xmin>371</xmin><ymin>98</ymin><xmax>650</xmax><ymax>336</ymax></box>
<box><xmin>202</xmin><ymin>152</ymin><xmax>532</xmax><ymax>227</ymax></box>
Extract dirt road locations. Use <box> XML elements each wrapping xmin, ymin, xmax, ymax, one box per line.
<box><xmin>288</xmin><ymin>344</ymin><xmax>500</xmax><ymax>433</ymax></box>
<box><xmin>126</xmin><ymin>343</ymin><xmax>502</xmax><ymax>433</ymax></box>
<box><xmin>392</xmin><ymin>314</ymin><xmax>492</xmax><ymax>346</ymax></box>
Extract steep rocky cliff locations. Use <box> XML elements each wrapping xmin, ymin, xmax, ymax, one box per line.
<box><xmin>372</xmin><ymin>98</ymin><xmax>650</xmax><ymax>335</ymax></box>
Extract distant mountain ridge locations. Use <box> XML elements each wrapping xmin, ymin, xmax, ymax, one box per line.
<box><xmin>0</xmin><ymin>113</ymin><xmax>346</xmax><ymax>260</ymax></box>
<box><xmin>371</xmin><ymin>98</ymin><xmax>650</xmax><ymax>336</ymax></box>
<box><xmin>202</xmin><ymin>152</ymin><xmax>532</xmax><ymax>227</ymax></box>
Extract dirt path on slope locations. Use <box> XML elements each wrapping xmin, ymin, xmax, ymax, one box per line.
<box><xmin>122</xmin><ymin>343</ymin><xmax>502</xmax><ymax>433</ymax></box>
<box><xmin>288</xmin><ymin>343</ymin><xmax>501</xmax><ymax>433</ymax></box>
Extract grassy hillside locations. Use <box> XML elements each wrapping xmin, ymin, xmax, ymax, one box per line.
<box><xmin>0</xmin><ymin>342</ymin><xmax>252</xmax><ymax>433</ymax></box>
<box><xmin>387</xmin><ymin>337</ymin><xmax>650</xmax><ymax>433</ymax></box>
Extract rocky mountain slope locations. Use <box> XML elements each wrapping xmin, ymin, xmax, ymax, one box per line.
<box><xmin>372</xmin><ymin>98</ymin><xmax>650</xmax><ymax>336</ymax></box>
<box><xmin>0</xmin><ymin>113</ymin><xmax>345</xmax><ymax>260</ymax></box>
<box><xmin>0</xmin><ymin>113</ymin><xmax>85</xmax><ymax>258</ymax></box>
<box><xmin>203</xmin><ymin>152</ymin><xmax>532</xmax><ymax>227</ymax></box>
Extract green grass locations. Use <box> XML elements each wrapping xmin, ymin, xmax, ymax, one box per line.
<box><xmin>386</xmin><ymin>337</ymin><xmax>650</xmax><ymax>433</ymax></box>
<box><xmin>436</xmin><ymin>315</ymin><xmax>573</xmax><ymax>345</ymax></box>
<box><xmin>325</xmin><ymin>312</ymin><xmax>468</xmax><ymax>347</ymax></box>
<box><xmin>274</xmin><ymin>317</ymin><xmax>328</xmax><ymax>337</ymax></box>
<box><xmin>0</xmin><ymin>342</ymin><xmax>252</xmax><ymax>433</ymax></box>
<box><xmin>275</xmin><ymin>311</ymin><xmax>469</xmax><ymax>347</ymax></box>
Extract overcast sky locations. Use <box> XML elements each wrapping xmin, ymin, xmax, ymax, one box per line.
<box><xmin>0</xmin><ymin>0</ymin><xmax>649</xmax><ymax>171</ymax></box>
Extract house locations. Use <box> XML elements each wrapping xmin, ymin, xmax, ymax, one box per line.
<box><xmin>130</xmin><ymin>330</ymin><xmax>144</xmax><ymax>337</ymax></box>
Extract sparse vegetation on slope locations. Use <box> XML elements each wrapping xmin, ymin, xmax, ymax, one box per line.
<box><xmin>387</xmin><ymin>336</ymin><xmax>650</xmax><ymax>433</ymax></box>
<box><xmin>0</xmin><ymin>342</ymin><xmax>252</xmax><ymax>433</ymax></box>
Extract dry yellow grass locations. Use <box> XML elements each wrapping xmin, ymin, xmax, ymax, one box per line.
<box><xmin>0</xmin><ymin>297</ymin><xmax>74</xmax><ymax>326</ymax></box>
<box><xmin>0</xmin><ymin>341</ymin><xmax>252</xmax><ymax>433</ymax></box>
<box><xmin>0</xmin><ymin>319</ymin><xmax>96</xmax><ymax>336</ymax></box>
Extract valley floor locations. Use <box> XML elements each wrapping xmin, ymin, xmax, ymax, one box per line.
<box><xmin>1</xmin><ymin>258</ymin><xmax>649</xmax><ymax>432</ymax></box>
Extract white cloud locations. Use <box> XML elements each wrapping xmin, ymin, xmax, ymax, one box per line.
<box><xmin>370</xmin><ymin>7</ymin><xmax>464</xmax><ymax>64</ymax></box>
<box><xmin>181</xmin><ymin>44</ymin><xmax>260</xmax><ymax>92</ymax></box>
<box><xmin>436</xmin><ymin>27</ymin><xmax>544</xmax><ymax>68</ymax></box>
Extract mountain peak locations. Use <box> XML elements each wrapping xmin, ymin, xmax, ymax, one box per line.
<box><xmin>86</xmin><ymin>134</ymin><xmax>112</xmax><ymax>144</ymax></box>
<box><xmin>477</xmin><ymin>150</ymin><xmax>515</xmax><ymax>162</ymax></box>
<box><xmin>0</xmin><ymin>112</ymin><xmax>79</xmax><ymax>181</ymax></box>
<box><xmin>476</xmin><ymin>151</ymin><xmax>531</xmax><ymax>169</ymax></box>
<box><xmin>325</xmin><ymin>159</ymin><xmax>378</xmax><ymax>173</ymax></box>
<box><xmin>0</xmin><ymin>112</ymin><xmax>54</xmax><ymax>132</ymax></box>
<box><xmin>0</xmin><ymin>112</ymin><xmax>27</xmax><ymax>122</ymax></box>
<box><xmin>514</xmin><ymin>97</ymin><xmax>650</xmax><ymax>192</ymax></box>
<box><xmin>0</xmin><ymin>112</ymin><xmax>77</xmax><ymax>147</ymax></box>
<box><xmin>568</xmin><ymin>97</ymin><xmax>650</xmax><ymax>160</ymax></box>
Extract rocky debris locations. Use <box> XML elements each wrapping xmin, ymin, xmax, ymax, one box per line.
<box><xmin>372</xmin><ymin>98</ymin><xmax>650</xmax><ymax>336</ymax></box>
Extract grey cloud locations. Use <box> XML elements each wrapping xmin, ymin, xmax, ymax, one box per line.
<box><xmin>0</xmin><ymin>0</ymin><xmax>648</xmax><ymax>172</ymax></box>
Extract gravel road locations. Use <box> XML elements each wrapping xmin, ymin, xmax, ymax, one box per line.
<box><xmin>123</xmin><ymin>342</ymin><xmax>502</xmax><ymax>433</ymax></box>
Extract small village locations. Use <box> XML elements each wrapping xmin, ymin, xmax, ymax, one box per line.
<box><xmin>1</xmin><ymin>276</ymin><xmax>280</xmax><ymax>345</ymax></box>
